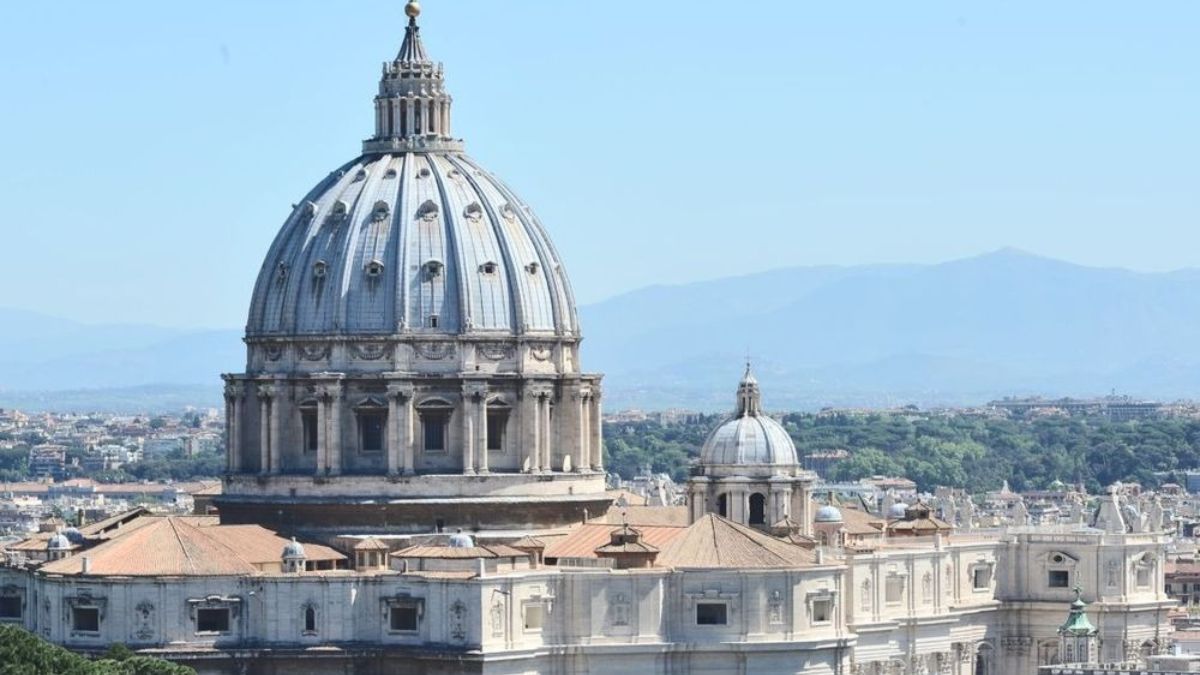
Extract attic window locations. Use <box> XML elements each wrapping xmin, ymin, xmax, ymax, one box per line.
<box><xmin>313</xmin><ymin>261</ymin><xmax>328</xmax><ymax>279</ymax></box>
<box><xmin>525</xmin><ymin>262</ymin><xmax>540</xmax><ymax>275</ymax></box>
<box><xmin>480</xmin><ymin>262</ymin><xmax>498</xmax><ymax>275</ymax></box>
<box><xmin>366</xmin><ymin>260</ymin><xmax>385</xmax><ymax>278</ymax></box>
<box><xmin>423</xmin><ymin>260</ymin><xmax>444</xmax><ymax>279</ymax></box>
<box><xmin>428</xmin><ymin>315</ymin><xmax>440</xmax><ymax>329</ymax></box>
<box><xmin>372</xmin><ymin>201</ymin><xmax>391</xmax><ymax>223</ymax></box>
<box><xmin>695</xmin><ymin>602</ymin><xmax>727</xmax><ymax>626</ymax></box>
<box><xmin>1048</xmin><ymin>570</ymin><xmax>1070</xmax><ymax>588</ymax></box>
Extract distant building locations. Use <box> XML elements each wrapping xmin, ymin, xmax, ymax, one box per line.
<box><xmin>27</xmin><ymin>445</ymin><xmax>66</xmax><ymax>480</ymax></box>
<box><xmin>991</xmin><ymin>395</ymin><xmax>1162</xmax><ymax>421</ymax></box>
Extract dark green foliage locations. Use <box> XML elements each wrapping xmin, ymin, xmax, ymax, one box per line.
<box><xmin>0</xmin><ymin>626</ymin><xmax>194</xmax><ymax>675</ymax></box>
<box><xmin>606</xmin><ymin>412</ymin><xmax>1200</xmax><ymax>493</ymax></box>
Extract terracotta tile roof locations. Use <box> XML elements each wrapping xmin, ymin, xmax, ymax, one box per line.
<box><xmin>544</xmin><ymin>523</ymin><xmax>687</xmax><ymax>560</ymax></box>
<box><xmin>393</xmin><ymin>544</ymin><xmax>528</xmax><ymax>560</ymax></box>
<box><xmin>838</xmin><ymin>507</ymin><xmax>886</xmax><ymax>535</ymax></box>
<box><xmin>596</xmin><ymin>505</ymin><xmax>689</xmax><ymax>527</ymax></box>
<box><xmin>658</xmin><ymin>514</ymin><xmax>816</xmax><ymax>569</ymax></box>
<box><xmin>511</xmin><ymin>535</ymin><xmax>547</xmax><ymax>549</ymax></box>
<box><xmin>39</xmin><ymin>517</ymin><xmax>343</xmax><ymax>576</ymax></box>
<box><xmin>354</xmin><ymin>537</ymin><xmax>390</xmax><ymax>551</ymax></box>
<box><xmin>607</xmin><ymin>490</ymin><xmax>649</xmax><ymax>507</ymax></box>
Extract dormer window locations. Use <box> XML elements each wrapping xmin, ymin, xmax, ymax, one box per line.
<box><xmin>480</xmin><ymin>261</ymin><xmax>498</xmax><ymax>276</ymax></box>
<box><xmin>525</xmin><ymin>262</ymin><xmax>540</xmax><ymax>275</ymax></box>
<box><xmin>372</xmin><ymin>201</ymin><xmax>391</xmax><ymax>223</ymax></box>
<box><xmin>366</xmin><ymin>260</ymin><xmax>385</xmax><ymax>279</ymax></box>
<box><xmin>327</xmin><ymin>201</ymin><xmax>348</xmax><ymax>225</ymax></box>
<box><xmin>423</xmin><ymin>260</ymin><xmax>444</xmax><ymax>279</ymax></box>
<box><xmin>417</xmin><ymin>200</ymin><xmax>439</xmax><ymax>222</ymax></box>
<box><xmin>464</xmin><ymin>202</ymin><xmax>484</xmax><ymax>222</ymax></box>
<box><xmin>313</xmin><ymin>260</ymin><xmax>328</xmax><ymax>279</ymax></box>
<box><xmin>276</xmin><ymin>262</ymin><xmax>289</xmax><ymax>283</ymax></box>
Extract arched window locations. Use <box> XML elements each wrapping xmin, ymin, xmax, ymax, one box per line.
<box><xmin>304</xmin><ymin>605</ymin><xmax>317</xmax><ymax>634</ymax></box>
<box><xmin>716</xmin><ymin>493</ymin><xmax>728</xmax><ymax>518</ymax></box>
<box><xmin>749</xmin><ymin>493</ymin><xmax>767</xmax><ymax>526</ymax></box>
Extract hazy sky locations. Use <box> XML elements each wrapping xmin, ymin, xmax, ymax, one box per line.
<box><xmin>1</xmin><ymin>1</ymin><xmax>1196</xmax><ymax>328</ymax></box>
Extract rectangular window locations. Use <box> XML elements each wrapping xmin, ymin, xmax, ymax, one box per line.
<box><xmin>486</xmin><ymin>412</ymin><xmax>506</xmax><ymax>452</ymax></box>
<box><xmin>390</xmin><ymin>605</ymin><xmax>419</xmax><ymax>632</ymax></box>
<box><xmin>197</xmin><ymin>608</ymin><xmax>231</xmax><ymax>633</ymax></box>
<box><xmin>695</xmin><ymin>602</ymin><xmax>728</xmax><ymax>626</ymax></box>
<box><xmin>423</xmin><ymin>414</ymin><xmax>448</xmax><ymax>453</ymax></box>
<box><xmin>72</xmin><ymin>607</ymin><xmax>100</xmax><ymax>633</ymax></box>
<box><xmin>0</xmin><ymin>597</ymin><xmax>21</xmax><ymax>620</ymax></box>
<box><xmin>1048</xmin><ymin>570</ymin><xmax>1070</xmax><ymax>588</ymax></box>
<box><xmin>811</xmin><ymin>598</ymin><xmax>832</xmax><ymax>624</ymax></box>
<box><xmin>973</xmin><ymin>566</ymin><xmax>992</xmax><ymax>590</ymax></box>
<box><xmin>885</xmin><ymin>577</ymin><xmax>905</xmax><ymax>604</ymax></box>
<box><xmin>524</xmin><ymin>604</ymin><xmax>545</xmax><ymax>630</ymax></box>
<box><xmin>359</xmin><ymin>411</ymin><xmax>386</xmax><ymax>453</ymax></box>
<box><xmin>302</xmin><ymin>410</ymin><xmax>319</xmax><ymax>454</ymax></box>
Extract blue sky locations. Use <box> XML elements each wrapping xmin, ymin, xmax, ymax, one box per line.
<box><xmin>0</xmin><ymin>1</ymin><xmax>1196</xmax><ymax>328</ymax></box>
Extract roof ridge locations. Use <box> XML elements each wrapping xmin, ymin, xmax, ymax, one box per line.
<box><xmin>724</xmin><ymin>516</ymin><xmax>791</xmax><ymax>565</ymax></box>
<box><xmin>165</xmin><ymin>517</ymin><xmax>198</xmax><ymax>575</ymax></box>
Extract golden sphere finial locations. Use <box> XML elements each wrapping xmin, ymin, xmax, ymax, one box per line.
<box><xmin>405</xmin><ymin>1</ymin><xmax>421</xmax><ymax>19</ymax></box>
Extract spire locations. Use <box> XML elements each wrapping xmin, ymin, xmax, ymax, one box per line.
<box><xmin>364</xmin><ymin>1</ymin><xmax>462</xmax><ymax>154</ymax></box>
<box><xmin>736</xmin><ymin>362</ymin><xmax>762</xmax><ymax>417</ymax></box>
<box><xmin>397</xmin><ymin>2</ymin><xmax>430</xmax><ymax>63</ymax></box>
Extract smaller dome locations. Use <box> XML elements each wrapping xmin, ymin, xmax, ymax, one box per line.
<box><xmin>281</xmin><ymin>537</ymin><xmax>306</xmax><ymax>559</ymax></box>
<box><xmin>699</xmin><ymin>366</ymin><xmax>798</xmax><ymax>470</ymax></box>
<box><xmin>815</xmin><ymin>505</ymin><xmax>843</xmax><ymax>523</ymax></box>
<box><xmin>62</xmin><ymin>527</ymin><xmax>84</xmax><ymax>545</ymax></box>
<box><xmin>48</xmin><ymin>533</ymin><xmax>71</xmax><ymax>550</ymax></box>
<box><xmin>447</xmin><ymin>530</ymin><xmax>474</xmax><ymax>548</ymax></box>
<box><xmin>888</xmin><ymin>503</ymin><xmax>910</xmax><ymax>519</ymax></box>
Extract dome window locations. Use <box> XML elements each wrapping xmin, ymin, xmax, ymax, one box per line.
<box><xmin>276</xmin><ymin>263</ymin><xmax>289</xmax><ymax>284</ymax></box>
<box><xmin>417</xmin><ymin>167</ymin><xmax>431</xmax><ymax>179</ymax></box>
<box><xmin>354</xmin><ymin>168</ymin><xmax>369</xmax><ymax>182</ymax></box>
<box><xmin>417</xmin><ymin>200</ymin><xmax>439</xmax><ymax>222</ymax></box>
<box><xmin>384</xmin><ymin>168</ymin><xmax>398</xmax><ymax>179</ymax></box>
<box><xmin>365</xmin><ymin>260</ymin><xmax>385</xmax><ymax>279</ymax></box>
<box><xmin>423</xmin><ymin>260</ymin><xmax>444</xmax><ymax>279</ymax></box>
<box><xmin>313</xmin><ymin>260</ymin><xmax>329</xmax><ymax>279</ymax></box>
<box><xmin>372</xmin><ymin>201</ymin><xmax>391</xmax><ymax>223</ymax></box>
<box><xmin>327</xmin><ymin>201</ymin><xmax>348</xmax><ymax>226</ymax></box>
<box><xmin>525</xmin><ymin>262</ymin><xmax>540</xmax><ymax>275</ymax></box>
<box><xmin>479</xmin><ymin>261</ymin><xmax>498</xmax><ymax>276</ymax></box>
<box><xmin>463</xmin><ymin>203</ymin><xmax>484</xmax><ymax>222</ymax></box>
<box><xmin>297</xmin><ymin>201</ymin><xmax>317</xmax><ymax>223</ymax></box>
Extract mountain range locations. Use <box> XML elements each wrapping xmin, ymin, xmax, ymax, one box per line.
<box><xmin>4</xmin><ymin>250</ymin><xmax>1200</xmax><ymax>412</ymax></box>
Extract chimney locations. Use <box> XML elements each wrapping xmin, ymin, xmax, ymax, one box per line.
<box><xmin>81</xmin><ymin>556</ymin><xmax>91</xmax><ymax>575</ymax></box>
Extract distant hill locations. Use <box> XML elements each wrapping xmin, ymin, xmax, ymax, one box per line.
<box><xmin>4</xmin><ymin>250</ymin><xmax>1200</xmax><ymax>412</ymax></box>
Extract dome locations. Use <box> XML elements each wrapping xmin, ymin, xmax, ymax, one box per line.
<box><xmin>699</xmin><ymin>365</ymin><xmax>799</xmax><ymax>469</ymax></box>
<box><xmin>281</xmin><ymin>537</ymin><xmax>306</xmax><ymax>559</ymax></box>
<box><xmin>61</xmin><ymin>527</ymin><xmax>84</xmax><ymax>545</ymax></box>
<box><xmin>447</xmin><ymin>530</ymin><xmax>474</xmax><ymax>548</ymax></box>
<box><xmin>47</xmin><ymin>533</ymin><xmax>71</xmax><ymax>550</ymax></box>
<box><xmin>245</xmin><ymin>13</ymin><xmax>576</xmax><ymax>340</ymax></box>
<box><xmin>815</xmin><ymin>505</ymin><xmax>843</xmax><ymax>523</ymax></box>
<box><xmin>888</xmin><ymin>503</ymin><xmax>910</xmax><ymax>519</ymax></box>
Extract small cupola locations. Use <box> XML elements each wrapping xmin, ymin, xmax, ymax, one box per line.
<box><xmin>594</xmin><ymin>523</ymin><xmax>659</xmax><ymax>569</ymax></box>
<box><xmin>282</xmin><ymin>537</ymin><xmax>307</xmax><ymax>574</ymax></box>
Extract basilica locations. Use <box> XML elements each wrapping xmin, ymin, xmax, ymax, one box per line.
<box><xmin>0</xmin><ymin>4</ymin><xmax>1176</xmax><ymax>674</ymax></box>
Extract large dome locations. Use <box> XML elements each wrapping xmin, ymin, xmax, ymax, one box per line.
<box><xmin>246</xmin><ymin>153</ymin><xmax>577</xmax><ymax>338</ymax></box>
<box><xmin>698</xmin><ymin>366</ymin><xmax>799</xmax><ymax>471</ymax></box>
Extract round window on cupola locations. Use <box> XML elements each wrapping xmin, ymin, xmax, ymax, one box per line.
<box><xmin>366</xmin><ymin>260</ymin><xmax>385</xmax><ymax>278</ymax></box>
<box><xmin>313</xmin><ymin>260</ymin><xmax>329</xmax><ymax>279</ymax></box>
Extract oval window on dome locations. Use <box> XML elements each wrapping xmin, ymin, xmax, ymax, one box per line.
<box><xmin>365</xmin><ymin>260</ymin><xmax>385</xmax><ymax>278</ymax></box>
<box><xmin>372</xmin><ymin>201</ymin><xmax>391</xmax><ymax>223</ymax></box>
<box><xmin>423</xmin><ymin>260</ymin><xmax>444</xmax><ymax>279</ymax></box>
<box><xmin>479</xmin><ymin>261</ymin><xmax>498</xmax><ymax>276</ymax></box>
<box><xmin>463</xmin><ymin>203</ymin><xmax>484</xmax><ymax>222</ymax></box>
<box><xmin>417</xmin><ymin>200</ymin><xmax>439</xmax><ymax>222</ymax></box>
<box><xmin>313</xmin><ymin>260</ymin><xmax>328</xmax><ymax>279</ymax></box>
<box><xmin>327</xmin><ymin>201</ymin><xmax>349</xmax><ymax>225</ymax></box>
<box><xmin>276</xmin><ymin>262</ymin><xmax>289</xmax><ymax>284</ymax></box>
<box><xmin>525</xmin><ymin>262</ymin><xmax>540</xmax><ymax>275</ymax></box>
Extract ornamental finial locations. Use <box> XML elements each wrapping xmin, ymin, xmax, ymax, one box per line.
<box><xmin>405</xmin><ymin>1</ymin><xmax>421</xmax><ymax>21</ymax></box>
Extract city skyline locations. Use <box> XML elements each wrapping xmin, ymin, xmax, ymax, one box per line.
<box><xmin>1</xmin><ymin>1</ymin><xmax>1197</xmax><ymax>328</ymax></box>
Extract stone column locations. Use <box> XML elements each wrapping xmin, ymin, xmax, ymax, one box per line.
<box><xmin>689</xmin><ymin>479</ymin><xmax>709</xmax><ymax>524</ymax></box>
<box><xmin>406</xmin><ymin>96</ymin><xmax>416</xmax><ymax>137</ymax></box>
<box><xmin>523</xmin><ymin>385</ymin><xmax>541</xmax><ymax>473</ymax></box>
<box><xmin>461</xmin><ymin>388</ymin><xmax>476</xmax><ymax>475</ymax></box>
<box><xmin>328</xmin><ymin>384</ymin><xmax>343</xmax><ymax>476</ymax></box>
<box><xmin>224</xmin><ymin>383</ymin><xmax>244</xmax><ymax>474</ymax></box>
<box><xmin>541</xmin><ymin>390</ymin><xmax>553</xmax><ymax>473</ymax></box>
<box><xmin>315</xmin><ymin>389</ymin><xmax>329</xmax><ymax>476</ymax></box>
<box><xmin>574</xmin><ymin>388</ymin><xmax>589</xmax><ymax>473</ymax></box>
<box><xmin>257</xmin><ymin>384</ymin><xmax>275</xmax><ymax>475</ymax></box>
<box><xmin>386</xmin><ymin>384</ymin><xmax>414</xmax><ymax>477</ymax></box>
<box><xmin>477</xmin><ymin>393</ymin><xmax>490</xmax><ymax>475</ymax></box>
<box><xmin>589</xmin><ymin>390</ymin><xmax>603</xmax><ymax>471</ymax></box>
<box><xmin>270</xmin><ymin>385</ymin><xmax>285</xmax><ymax>475</ymax></box>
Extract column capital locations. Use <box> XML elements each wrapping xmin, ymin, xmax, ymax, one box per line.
<box><xmin>256</xmin><ymin>383</ymin><xmax>277</xmax><ymax>400</ymax></box>
<box><xmin>462</xmin><ymin>382</ymin><xmax>489</xmax><ymax>400</ymax></box>
<box><xmin>316</xmin><ymin>383</ymin><xmax>342</xmax><ymax>400</ymax></box>
<box><xmin>387</xmin><ymin>383</ymin><xmax>416</xmax><ymax>401</ymax></box>
<box><xmin>225</xmin><ymin>383</ymin><xmax>246</xmax><ymax>400</ymax></box>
